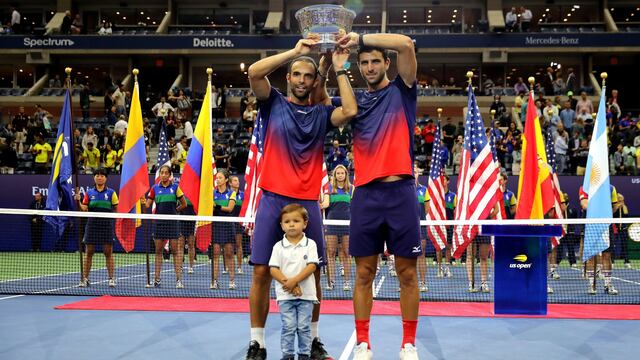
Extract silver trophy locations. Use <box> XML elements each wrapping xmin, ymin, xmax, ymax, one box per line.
<box><xmin>295</xmin><ymin>4</ymin><xmax>356</xmax><ymax>53</ymax></box>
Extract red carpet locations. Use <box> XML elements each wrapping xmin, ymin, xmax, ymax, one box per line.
<box><xmin>55</xmin><ymin>296</ymin><xmax>640</xmax><ymax>320</ymax></box>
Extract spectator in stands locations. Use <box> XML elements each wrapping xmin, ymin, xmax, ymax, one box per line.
<box><xmin>12</xmin><ymin>107</ymin><xmax>29</xmax><ymax>145</ymax></box>
<box><xmin>104</xmin><ymin>143</ymin><xmax>117</xmax><ymax>174</ymax></box>
<box><xmin>553</xmin><ymin>71</ymin><xmax>565</xmax><ymax>95</ymax></box>
<box><xmin>103</xmin><ymin>88</ymin><xmax>113</xmax><ymax>116</ymax></box>
<box><xmin>10</xmin><ymin>7</ymin><xmax>20</xmax><ymax>34</ymax></box>
<box><xmin>422</xmin><ymin>119</ymin><xmax>436</xmax><ymax>155</ymax></box>
<box><xmin>554</xmin><ymin>124</ymin><xmax>569</xmax><ymax>174</ymax></box>
<box><xmin>112</xmin><ymin>114</ymin><xmax>127</xmax><ymax>136</ymax></box>
<box><xmin>103</xmin><ymin>106</ymin><xmax>116</xmax><ymax>126</ymax></box>
<box><xmin>559</xmin><ymin>100</ymin><xmax>576</xmax><ymax>130</ymax></box>
<box><xmin>513</xmin><ymin>77</ymin><xmax>527</xmax><ymax>95</ymax></box>
<box><xmin>327</xmin><ymin>140</ymin><xmax>347</xmax><ymax>171</ymax></box>
<box><xmin>0</xmin><ymin>138</ymin><xmax>17</xmax><ymax>174</ymax></box>
<box><xmin>452</xmin><ymin>135</ymin><xmax>463</xmax><ymax>174</ymax></box>
<box><xmin>333</xmin><ymin>125</ymin><xmax>352</xmax><ymax>150</ymax></box>
<box><xmin>81</xmin><ymin>126</ymin><xmax>98</xmax><ymax>151</ymax></box>
<box><xmin>519</xmin><ymin>6</ymin><xmax>532</xmax><ymax>32</ymax></box>
<box><xmin>98</xmin><ymin>128</ymin><xmax>112</xmax><ymax>161</ymax></box>
<box><xmin>576</xmin><ymin>107</ymin><xmax>592</xmax><ymax>123</ymax></box>
<box><xmin>0</xmin><ymin>121</ymin><xmax>14</xmax><ymax>143</ymax></box>
<box><xmin>229</xmin><ymin>139</ymin><xmax>249</xmax><ymax>173</ymax></box>
<box><xmin>575</xmin><ymin>91</ymin><xmax>594</xmax><ymax>115</ymax></box>
<box><xmin>482</xmin><ymin>74</ymin><xmax>495</xmax><ymax>95</ymax></box>
<box><xmin>543</xmin><ymin>99</ymin><xmax>558</xmax><ymax>124</ymax></box>
<box><xmin>607</xmin><ymin>97</ymin><xmax>621</xmax><ymax>123</ymax></box>
<box><xmin>574</xmin><ymin>139</ymin><xmax>589</xmax><ymax>175</ymax></box>
<box><xmin>211</xmin><ymin>84</ymin><xmax>219</xmax><ymax>120</ymax></box>
<box><xmin>79</xmin><ymin>84</ymin><xmax>92</xmax><ymax>120</ymax></box>
<box><xmin>48</xmin><ymin>75</ymin><xmax>62</xmax><ymax>88</ymax></box>
<box><xmin>61</xmin><ymin>10</ymin><xmax>73</xmax><ymax>34</ymax></box>
<box><xmin>72</xmin><ymin>128</ymin><xmax>82</xmax><ymax>152</ymax></box>
<box><xmin>455</xmin><ymin>120</ymin><xmax>465</xmax><ymax>138</ymax></box>
<box><xmin>29</xmin><ymin>192</ymin><xmax>46</xmax><ymax>251</ymax></box>
<box><xmin>445</xmin><ymin>76</ymin><xmax>458</xmax><ymax>88</ymax></box>
<box><xmin>215</xmin><ymin>142</ymin><xmax>229</xmax><ymax>169</ymax></box>
<box><xmin>566</xmin><ymin>91</ymin><xmax>577</xmax><ymax>110</ymax></box>
<box><xmin>242</xmin><ymin>102</ymin><xmax>257</xmax><ymax>131</ymax></box>
<box><xmin>98</xmin><ymin>21</ymin><xmax>112</xmax><ymax>35</ymax></box>
<box><xmin>490</xmin><ymin>95</ymin><xmax>508</xmax><ymax>125</ymax></box>
<box><xmin>511</xmin><ymin>141</ymin><xmax>522</xmax><ymax>175</ymax></box>
<box><xmin>614</xmin><ymin>143</ymin><xmax>624</xmax><ymax>175</ymax></box>
<box><xmin>623</xmin><ymin>141</ymin><xmax>637</xmax><ymax>175</ymax></box>
<box><xmin>505</xmin><ymin>7</ymin><xmax>518</xmax><ymax>32</ymax></box>
<box><xmin>111</xmin><ymin>83</ymin><xmax>126</xmax><ymax>116</ymax></box>
<box><xmin>240</xmin><ymin>90</ymin><xmax>251</xmax><ymax>116</ymax></box>
<box><xmin>152</xmin><ymin>96</ymin><xmax>174</xmax><ymax>139</ymax></box>
<box><xmin>542</xmin><ymin>67</ymin><xmax>555</xmax><ymax>96</ymax></box>
<box><xmin>218</xmin><ymin>86</ymin><xmax>227</xmax><ymax>119</ymax></box>
<box><xmin>442</xmin><ymin>117</ymin><xmax>456</xmax><ymax>165</ymax></box>
<box><xmin>71</xmin><ymin>13</ymin><xmax>83</xmax><ymax>34</ymax></box>
<box><xmin>30</xmin><ymin>133</ymin><xmax>51</xmax><ymax>174</ymax></box>
<box><xmin>182</xmin><ymin>117</ymin><xmax>193</xmax><ymax>143</ymax></box>
<box><xmin>83</xmin><ymin>141</ymin><xmax>100</xmax><ymax>174</ymax></box>
<box><xmin>565</xmin><ymin>68</ymin><xmax>576</xmax><ymax>94</ymax></box>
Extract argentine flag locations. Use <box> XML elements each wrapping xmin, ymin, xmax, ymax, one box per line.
<box><xmin>582</xmin><ymin>85</ymin><xmax>612</xmax><ymax>261</ymax></box>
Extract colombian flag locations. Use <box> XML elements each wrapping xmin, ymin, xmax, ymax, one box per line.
<box><xmin>515</xmin><ymin>90</ymin><xmax>554</xmax><ymax>219</ymax></box>
<box><xmin>115</xmin><ymin>78</ymin><xmax>149</xmax><ymax>252</ymax></box>
<box><xmin>180</xmin><ymin>77</ymin><xmax>214</xmax><ymax>253</ymax></box>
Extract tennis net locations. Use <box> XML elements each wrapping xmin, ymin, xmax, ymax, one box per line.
<box><xmin>0</xmin><ymin>208</ymin><xmax>639</xmax><ymax>304</ymax></box>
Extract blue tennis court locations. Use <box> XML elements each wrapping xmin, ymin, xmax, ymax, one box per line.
<box><xmin>1</xmin><ymin>294</ymin><xmax>637</xmax><ymax>360</ymax></box>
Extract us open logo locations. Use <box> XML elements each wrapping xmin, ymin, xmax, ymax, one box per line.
<box><xmin>509</xmin><ymin>254</ymin><xmax>532</xmax><ymax>269</ymax></box>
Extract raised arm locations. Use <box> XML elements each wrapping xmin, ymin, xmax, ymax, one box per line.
<box><xmin>330</xmin><ymin>47</ymin><xmax>357</xmax><ymax>127</ymax></box>
<box><xmin>311</xmin><ymin>53</ymin><xmax>332</xmax><ymax>106</ymax></box>
<box><xmin>339</xmin><ymin>32</ymin><xmax>417</xmax><ymax>87</ymax></box>
<box><xmin>248</xmin><ymin>38</ymin><xmax>318</xmax><ymax>101</ymax></box>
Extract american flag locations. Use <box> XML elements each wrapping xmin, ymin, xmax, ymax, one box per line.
<box><xmin>240</xmin><ymin>111</ymin><xmax>330</xmax><ymax>225</ymax></box>
<box><xmin>426</xmin><ymin>119</ymin><xmax>447</xmax><ymax>251</ymax></box>
<box><xmin>544</xmin><ymin>127</ymin><xmax>565</xmax><ymax>247</ymax></box>
<box><xmin>452</xmin><ymin>84</ymin><xmax>502</xmax><ymax>258</ymax></box>
<box><xmin>155</xmin><ymin>123</ymin><xmax>171</xmax><ymax>184</ymax></box>
<box><xmin>239</xmin><ymin>112</ymin><xmax>265</xmax><ymax>223</ymax></box>
<box><xmin>489</xmin><ymin>130</ymin><xmax>506</xmax><ymax>220</ymax></box>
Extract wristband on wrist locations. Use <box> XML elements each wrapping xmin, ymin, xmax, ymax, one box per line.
<box><xmin>336</xmin><ymin>69</ymin><xmax>348</xmax><ymax>77</ymax></box>
<box><xmin>358</xmin><ymin>34</ymin><xmax>365</xmax><ymax>48</ymax></box>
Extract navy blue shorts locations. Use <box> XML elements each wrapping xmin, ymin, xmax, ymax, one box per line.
<box><xmin>180</xmin><ymin>220</ymin><xmax>195</xmax><ymax>237</ymax></box>
<box><xmin>154</xmin><ymin>220</ymin><xmax>179</xmax><ymax>240</ymax></box>
<box><xmin>349</xmin><ymin>179</ymin><xmax>421</xmax><ymax>258</ymax></box>
<box><xmin>474</xmin><ymin>235</ymin><xmax>492</xmax><ymax>245</ymax></box>
<box><xmin>250</xmin><ymin>191</ymin><xmax>325</xmax><ymax>266</ymax></box>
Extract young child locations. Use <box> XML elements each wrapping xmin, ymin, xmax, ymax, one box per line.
<box><xmin>268</xmin><ymin>204</ymin><xmax>319</xmax><ymax>360</ymax></box>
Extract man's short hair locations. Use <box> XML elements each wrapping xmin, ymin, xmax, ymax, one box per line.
<box><xmin>287</xmin><ymin>56</ymin><xmax>318</xmax><ymax>78</ymax></box>
<box><xmin>357</xmin><ymin>45</ymin><xmax>389</xmax><ymax>62</ymax></box>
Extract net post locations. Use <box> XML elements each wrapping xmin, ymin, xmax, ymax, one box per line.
<box><xmin>145</xmin><ymin>217</ymin><xmax>151</xmax><ymax>287</ymax></box>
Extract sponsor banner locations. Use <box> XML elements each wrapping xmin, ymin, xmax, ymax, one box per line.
<box><xmin>1</xmin><ymin>33</ymin><xmax>639</xmax><ymax>50</ymax></box>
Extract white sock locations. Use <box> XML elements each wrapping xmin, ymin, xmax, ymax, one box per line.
<box><xmin>250</xmin><ymin>327</ymin><xmax>265</xmax><ymax>348</ymax></box>
<box><xmin>311</xmin><ymin>321</ymin><xmax>319</xmax><ymax>339</ymax></box>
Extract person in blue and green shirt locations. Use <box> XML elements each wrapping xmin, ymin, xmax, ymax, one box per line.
<box><xmin>437</xmin><ymin>174</ymin><xmax>456</xmax><ymax>277</ymax></box>
<box><xmin>144</xmin><ymin>165</ymin><xmax>187</xmax><ymax>288</ymax></box>
<box><xmin>230</xmin><ymin>175</ymin><xmax>245</xmax><ymax>275</ymax></box>
<box><xmin>212</xmin><ymin>169</ymin><xmax>237</xmax><ymax>290</ymax></box>
<box><xmin>500</xmin><ymin>173</ymin><xmax>517</xmax><ymax>219</ymax></box>
<box><xmin>321</xmin><ymin>164</ymin><xmax>354</xmax><ymax>292</ymax></box>
<box><xmin>74</xmin><ymin>168</ymin><xmax>119</xmax><ymax>288</ymax></box>
<box><xmin>179</xmin><ymin>193</ymin><xmax>197</xmax><ymax>274</ymax></box>
<box><xmin>415</xmin><ymin>165</ymin><xmax>429</xmax><ymax>293</ymax></box>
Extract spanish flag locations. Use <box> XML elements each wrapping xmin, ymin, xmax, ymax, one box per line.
<box><xmin>115</xmin><ymin>77</ymin><xmax>149</xmax><ymax>252</ymax></box>
<box><xmin>180</xmin><ymin>76</ymin><xmax>214</xmax><ymax>253</ymax></box>
<box><xmin>515</xmin><ymin>90</ymin><xmax>554</xmax><ymax>219</ymax></box>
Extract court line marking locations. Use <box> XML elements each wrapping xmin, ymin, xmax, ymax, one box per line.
<box><xmin>0</xmin><ymin>259</ymin><xmax>149</xmax><ymax>283</ymax></box>
<box><xmin>569</xmin><ymin>267</ymin><xmax>640</xmax><ymax>286</ymax></box>
<box><xmin>0</xmin><ymin>295</ymin><xmax>25</xmax><ymax>301</ymax></box>
<box><xmin>338</xmin><ymin>274</ymin><xmax>386</xmax><ymax>360</ymax></box>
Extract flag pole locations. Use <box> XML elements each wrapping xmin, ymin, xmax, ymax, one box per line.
<box><xmin>466</xmin><ymin>70</ymin><xmax>476</xmax><ymax>290</ymax></box>
<box><xmin>65</xmin><ymin>67</ymin><xmax>84</xmax><ymax>283</ymax></box>
<box><xmin>205</xmin><ymin>67</ymin><xmax>217</xmax><ymax>288</ymax></box>
<box><xmin>592</xmin><ymin>72</ymin><xmax>608</xmax><ymax>291</ymax></box>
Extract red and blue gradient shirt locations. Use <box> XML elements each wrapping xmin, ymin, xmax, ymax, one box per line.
<box><xmin>334</xmin><ymin>76</ymin><xmax>417</xmax><ymax>186</ymax></box>
<box><xmin>257</xmin><ymin>87</ymin><xmax>334</xmax><ymax>200</ymax></box>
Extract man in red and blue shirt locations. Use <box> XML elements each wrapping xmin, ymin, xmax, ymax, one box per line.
<box><xmin>244</xmin><ymin>38</ymin><xmax>357</xmax><ymax>360</ymax></box>
<box><xmin>332</xmin><ymin>32</ymin><xmax>420</xmax><ymax>359</ymax></box>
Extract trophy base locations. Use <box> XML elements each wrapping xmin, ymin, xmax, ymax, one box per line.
<box><xmin>318</xmin><ymin>42</ymin><xmax>337</xmax><ymax>53</ymax></box>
